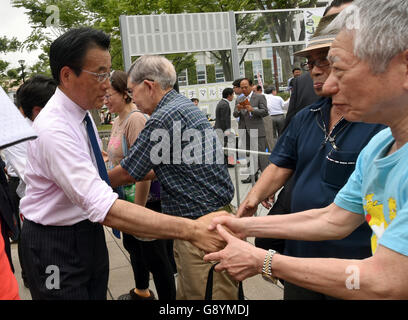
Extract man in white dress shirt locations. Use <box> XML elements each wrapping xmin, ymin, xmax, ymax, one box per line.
<box><xmin>19</xmin><ymin>27</ymin><xmax>227</xmax><ymax>300</ymax></box>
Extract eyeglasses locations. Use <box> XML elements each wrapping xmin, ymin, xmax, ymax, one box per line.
<box><xmin>82</xmin><ymin>69</ymin><xmax>112</xmax><ymax>82</ymax></box>
<box><xmin>104</xmin><ymin>92</ymin><xmax>118</xmax><ymax>100</ymax></box>
<box><xmin>301</xmin><ymin>58</ymin><xmax>330</xmax><ymax>71</ymax></box>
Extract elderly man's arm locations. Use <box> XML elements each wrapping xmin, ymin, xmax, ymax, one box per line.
<box><xmin>213</xmin><ymin>203</ymin><xmax>365</xmax><ymax>241</ymax></box>
<box><xmin>205</xmin><ymin>225</ymin><xmax>408</xmax><ymax>299</ymax></box>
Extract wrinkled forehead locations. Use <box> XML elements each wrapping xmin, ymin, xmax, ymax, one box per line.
<box><xmin>327</xmin><ymin>30</ymin><xmax>356</xmax><ymax>63</ymax></box>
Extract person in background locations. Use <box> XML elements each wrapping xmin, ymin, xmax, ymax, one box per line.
<box><xmin>2</xmin><ymin>75</ymin><xmax>57</xmax><ymax>289</ymax></box>
<box><xmin>105</xmin><ymin>70</ymin><xmax>176</xmax><ymax>300</ymax></box>
<box><xmin>191</xmin><ymin>98</ymin><xmax>199</xmax><ymax>106</ymax></box>
<box><xmin>214</xmin><ymin>87</ymin><xmax>235</xmax><ymax>168</ymax></box>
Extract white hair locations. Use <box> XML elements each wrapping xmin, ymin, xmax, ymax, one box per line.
<box><xmin>325</xmin><ymin>0</ymin><xmax>408</xmax><ymax>73</ymax></box>
<box><xmin>128</xmin><ymin>55</ymin><xmax>177</xmax><ymax>90</ymax></box>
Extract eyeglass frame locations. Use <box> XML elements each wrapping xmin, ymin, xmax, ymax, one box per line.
<box><xmin>300</xmin><ymin>57</ymin><xmax>330</xmax><ymax>71</ymax></box>
<box><xmin>81</xmin><ymin>69</ymin><xmax>112</xmax><ymax>82</ymax></box>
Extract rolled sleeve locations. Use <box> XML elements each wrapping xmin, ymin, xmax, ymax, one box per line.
<box><xmin>41</xmin><ymin>128</ymin><xmax>118</xmax><ymax>223</ymax></box>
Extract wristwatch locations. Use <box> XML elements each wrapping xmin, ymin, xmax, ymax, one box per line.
<box><xmin>262</xmin><ymin>249</ymin><xmax>278</xmax><ymax>284</ymax></box>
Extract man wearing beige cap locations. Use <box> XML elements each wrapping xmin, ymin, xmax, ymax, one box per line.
<box><xmin>207</xmin><ymin>11</ymin><xmax>385</xmax><ymax>299</ymax></box>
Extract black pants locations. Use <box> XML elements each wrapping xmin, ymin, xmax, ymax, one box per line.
<box><xmin>20</xmin><ymin>218</ymin><xmax>109</xmax><ymax>300</ymax></box>
<box><xmin>122</xmin><ymin>200</ymin><xmax>176</xmax><ymax>300</ymax></box>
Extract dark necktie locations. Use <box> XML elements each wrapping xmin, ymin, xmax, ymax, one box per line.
<box><xmin>84</xmin><ymin>113</ymin><xmax>111</xmax><ymax>185</ymax></box>
<box><xmin>84</xmin><ymin>113</ymin><xmax>120</xmax><ymax>238</ymax></box>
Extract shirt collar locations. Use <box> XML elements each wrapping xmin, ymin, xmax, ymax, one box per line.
<box><xmin>248</xmin><ymin>91</ymin><xmax>254</xmax><ymax>99</ymax></box>
<box><xmin>54</xmin><ymin>87</ymin><xmax>88</xmax><ymax>123</ymax></box>
<box><xmin>153</xmin><ymin>89</ymin><xmax>177</xmax><ymax>114</ymax></box>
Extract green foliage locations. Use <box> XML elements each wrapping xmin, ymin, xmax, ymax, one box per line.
<box><xmin>206</xmin><ymin>64</ymin><xmax>216</xmax><ymax>83</ymax></box>
<box><xmin>276</xmin><ymin>91</ymin><xmax>290</xmax><ymax>101</ymax></box>
<box><xmin>0</xmin><ymin>36</ymin><xmax>21</xmax><ymax>53</ymax></box>
<box><xmin>187</xmin><ymin>64</ymin><xmax>197</xmax><ymax>85</ymax></box>
<box><xmin>262</xmin><ymin>59</ymin><xmax>273</xmax><ymax>84</ymax></box>
<box><xmin>244</xmin><ymin>61</ymin><xmax>253</xmax><ymax>81</ymax></box>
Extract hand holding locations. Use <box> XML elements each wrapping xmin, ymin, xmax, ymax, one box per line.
<box><xmin>203</xmin><ymin>224</ymin><xmax>266</xmax><ymax>282</ymax></box>
<box><xmin>190</xmin><ymin>211</ymin><xmax>232</xmax><ymax>253</ymax></box>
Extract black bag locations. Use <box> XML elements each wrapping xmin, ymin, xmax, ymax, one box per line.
<box><xmin>205</xmin><ymin>262</ymin><xmax>244</xmax><ymax>300</ymax></box>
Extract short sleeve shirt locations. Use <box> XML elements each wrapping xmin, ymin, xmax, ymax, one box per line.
<box><xmin>335</xmin><ymin>128</ymin><xmax>408</xmax><ymax>256</ymax></box>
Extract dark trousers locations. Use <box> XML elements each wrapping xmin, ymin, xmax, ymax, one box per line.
<box><xmin>20</xmin><ymin>218</ymin><xmax>109</xmax><ymax>300</ymax></box>
<box><xmin>122</xmin><ymin>200</ymin><xmax>176</xmax><ymax>300</ymax></box>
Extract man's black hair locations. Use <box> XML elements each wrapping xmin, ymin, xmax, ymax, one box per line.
<box><xmin>49</xmin><ymin>27</ymin><xmax>110</xmax><ymax>84</ymax></box>
<box><xmin>16</xmin><ymin>75</ymin><xmax>57</xmax><ymax>120</ymax></box>
<box><xmin>292</xmin><ymin>67</ymin><xmax>301</xmax><ymax>73</ymax></box>
<box><xmin>222</xmin><ymin>87</ymin><xmax>234</xmax><ymax>99</ymax></box>
<box><xmin>191</xmin><ymin>98</ymin><xmax>199</xmax><ymax>103</ymax></box>
<box><xmin>323</xmin><ymin>0</ymin><xmax>353</xmax><ymax>16</ymax></box>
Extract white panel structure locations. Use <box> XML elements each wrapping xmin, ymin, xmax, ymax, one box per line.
<box><xmin>120</xmin><ymin>12</ymin><xmax>231</xmax><ymax>60</ymax></box>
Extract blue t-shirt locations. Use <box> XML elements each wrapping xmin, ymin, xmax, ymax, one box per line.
<box><xmin>335</xmin><ymin>128</ymin><xmax>408</xmax><ymax>256</ymax></box>
<box><xmin>269</xmin><ymin>97</ymin><xmax>386</xmax><ymax>258</ymax></box>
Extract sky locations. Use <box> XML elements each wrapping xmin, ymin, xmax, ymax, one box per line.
<box><xmin>0</xmin><ymin>0</ymin><xmax>42</xmax><ymax>68</ymax></box>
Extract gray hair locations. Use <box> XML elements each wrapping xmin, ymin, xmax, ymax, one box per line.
<box><xmin>128</xmin><ymin>55</ymin><xmax>177</xmax><ymax>90</ymax></box>
<box><xmin>324</xmin><ymin>0</ymin><xmax>408</xmax><ymax>73</ymax></box>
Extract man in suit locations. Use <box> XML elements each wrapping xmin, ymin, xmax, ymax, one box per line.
<box><xmin>233</xmin><ymin>78</ymin><xmax>269</xmax><ymax>184</ymax></box>
<box><xmin>215</xmin><ymin>87</ymin><xmax>234</xmax><ymax>167</ymax></box>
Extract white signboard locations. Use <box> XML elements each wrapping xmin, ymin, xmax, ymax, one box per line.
<box><xmin>303</xmin><ymin>8</ymin><xmax>325</xmax><ymax>45</ymax></box>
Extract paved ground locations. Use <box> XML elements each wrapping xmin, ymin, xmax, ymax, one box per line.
<box><xmin>11</xmin><ymin>165</ymin><xmax>284</xmax><ymax>300</ymax></box>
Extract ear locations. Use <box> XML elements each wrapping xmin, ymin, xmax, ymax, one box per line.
<box><xmin>403</xmin><ymin>50</ymin><xmax>408</xmax><ymax>91</ymax></box>
<box><xmin>59</xmin><ymin>66</ymin><xmax>73</xmax><ymax>89</ymax></box>
<box><xmin>31</xmin><ymin>106</ymin><xmax>43</xmax><ymax>121</ymax></box>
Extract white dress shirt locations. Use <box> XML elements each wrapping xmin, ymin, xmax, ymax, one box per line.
<box><xmin>20</xmin><ymin>88</ymin><xmax>118</xmax><ymax>226</ymax></box>
<box><xmin>265</xmin><ymin>94</ymin><xmax>285</xmax><ymax>116</ymax></box>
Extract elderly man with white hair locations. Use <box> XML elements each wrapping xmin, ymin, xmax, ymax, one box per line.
<box><xmin>204</xmin><ymin>0</ymin><xmax>408</xmax><ymax>299</ymax></box>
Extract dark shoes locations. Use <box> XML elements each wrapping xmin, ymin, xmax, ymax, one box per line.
<box><xmin>241</xmin><ymin>176</ymin><xmax>253</xmax><ymax>184</ymax></box>
<box><xmin>117</xmin><ymin>288</ymin><xmax>156</xmax><ymax>300</ymax></box>
<box><xmin>241</xmin><ymin>173</ymin><xmax>259</xmax><ymax>184</ymax></box>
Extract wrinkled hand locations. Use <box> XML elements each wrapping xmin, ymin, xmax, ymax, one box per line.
<box><xmin>236</xmin><ymin>198</ymin><xmax>258</xmax><ymax>218</ymax></box>
<box><xmin>190</xmin><ymin>211</ymin><xmax>233</xmax><ymax>253</ymax></box>
<box><xmin>204</xmin><ymin>224</ymin><xmax>266</xmax><ymax>282</ymax></box>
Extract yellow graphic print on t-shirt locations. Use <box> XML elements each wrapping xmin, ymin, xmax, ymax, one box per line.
<box><xmin>364</xmin><ymin>194</ymin><xmax>397</xmax><ymax>254</ymax></box>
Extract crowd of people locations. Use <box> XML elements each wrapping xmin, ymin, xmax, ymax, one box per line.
<box><xmin>1</xmin><ymin>0</ymin><xmax>408</xmax><ymax>301</ymax></box>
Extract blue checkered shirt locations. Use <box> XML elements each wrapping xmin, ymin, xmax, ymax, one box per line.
<box><xmin>121</xmin><ymin>89</ymin><xmax>234</xmax><ymax>218</ymax></box>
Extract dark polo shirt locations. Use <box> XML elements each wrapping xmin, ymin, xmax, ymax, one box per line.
<box><xmin>269</xmin><ymin>97</ymin><xmax>386</xmax><ymax>259</ymax></box>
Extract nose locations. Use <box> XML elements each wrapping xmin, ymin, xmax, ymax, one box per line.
<box><xmin>322</xmin><ymin>70</ymin><xmax>339</xmax><ymax>96</ymax></box>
